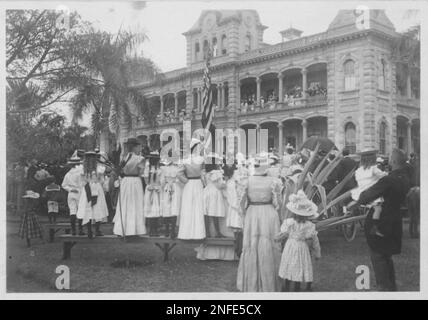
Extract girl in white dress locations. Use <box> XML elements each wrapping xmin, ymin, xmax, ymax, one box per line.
<box><xmin>203</xmin><ymin>155</ymin><xmax>226</xmax><ymax>238</ymax></box>
<box><xmin>277</xmin><ymin>190</ymin><xmax>321</xmax><ymax>292</ymax></box>
<box><xmin>160</xmin><ymin>159</ymin><xmax>181</xmax><ymax>238</ymax></box>
<box><xmin>144</xmin><ymin>152</ymin><xmax>162</xmax><ymax>237</ymax></box>
<box><xmin>77</xmin><ymin>151</ymin><xmax>109</xmax><ymax>238</ymax></box>
<box><xmin>177</xmin><ymin>138</ymin><xmax>206</xmax><ymax>240</ymax></box>
<box><xmin>113</xmin><ymin>138</ymin><xmax>146</xmax><ymax>236</ymax></box>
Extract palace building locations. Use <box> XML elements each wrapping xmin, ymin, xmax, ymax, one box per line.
<box><xmin>123</xmin><ymin>9</ymin><xmax>420</xmax><ymax>157</ymax></box>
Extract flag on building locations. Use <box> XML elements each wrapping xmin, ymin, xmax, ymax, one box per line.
<box><xmin>201</xmin><ymin>50</ymin><xmax>214</xmax><ymax>132</ymax></box>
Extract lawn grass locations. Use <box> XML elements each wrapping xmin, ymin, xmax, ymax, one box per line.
<box><xmin>6</xmin><ymin>219</ymin><xmax>419</xmax><ymax>292</ymax></box>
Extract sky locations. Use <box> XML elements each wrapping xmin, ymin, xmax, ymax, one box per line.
<box><xmin>6</xmin><ymin>1</ymin><xmax>421</xmax><ymax>125</ymax></box>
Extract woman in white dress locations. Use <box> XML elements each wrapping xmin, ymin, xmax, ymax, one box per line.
<box><xmin>237</xmin><ymin>155</ymin><xmax>283</xmax><ymax>292</ymax></box>
<box><xmin>113</xmin><ymin>138</ymin><xmax>146</xmax><ymax>236</ymax></box>
<box><xmin>177</xmin><ymin>139</ymin><xmax>206</xmax><ymax>240</ymax></box>
<box><xmin>76</xmin><ymin>151</ymin><xmax>109</xmax><ymax>238</ymax></box>
<box><xmin>144</xmin><ymin>151</ymin><xmax>162</xmax><ymax>236</ymax></box>
<box><xmin>159</xmin><ymin>159</ymin><xmax>181</xmax><ymax>238</ymax></box>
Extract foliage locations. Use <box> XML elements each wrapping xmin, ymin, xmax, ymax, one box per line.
<box><xmin>6</xmin><ymin>10</ymin><xmax>90</xmax><ymax>113</ymax></box>
<box><xmin>6</xmin><ymin>112</ymin><xmax>92</xmax><ymax>163</ymax></box>
<box><xmin>69</xmin><ymin>27</ymin><xmax>161</xmax><ymax>139</ymax></box>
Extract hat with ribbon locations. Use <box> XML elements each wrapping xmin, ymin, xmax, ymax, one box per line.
<box><xmin>22</xmin><ymin>190</ymin><xmax>40</xmax><ymax>199</ymax></box>
<box><xmin>286</xmin><ymin>190</ymin><xmax>318</xmax><ymax>217</ymax></box>
<box><xmin>67</xmin><ymin>150</ymin><xmax>82</xmax><ymax>165</ymax></box>
<box><xmin>123</xmin><ymin>138</ymin><xmax>140</xmax><ymax>146</ymax></box>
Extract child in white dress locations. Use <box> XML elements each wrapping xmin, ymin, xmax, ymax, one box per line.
<box><xmin>144</xmin><ymin>152</ymin><xmax>162</xmax><ymax>237</ymax></box>
<box><xmin>277</xmin><ymin>190</ymin><xmax>321</xmax><ymax>292</ymax></box>
<box><xmin>203</xmin><ymin>155</ymin><xmax>226</xmax><ymax>238</ymax></box>
<box><xmin>160</xmin><ymin>159</ymin><xmax>181</xmax><ymax>238</ymax></box>
<box><xmin>350</xmin><ymin>151</ymin><xmax>387</xmax><ymax>236</ymax></box>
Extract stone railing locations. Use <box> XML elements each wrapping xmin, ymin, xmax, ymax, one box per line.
<box><xmin>238</xmin><ymin>94</ymin><xmax>327</xmax><ymax>114</ymax></box>
<box><xmin>239</xmin><ymin>32</ymin><xmax>327</xmax><ymax>61</ymax></box>
<box><xmin>396</xmin><ymin>94</ymin><xmax>420</xmax><ymax>109</ymax></box>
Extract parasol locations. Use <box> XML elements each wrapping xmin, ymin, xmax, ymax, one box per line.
<box><xmin>300</xmin><ymin>136</ymin><xmax>337</xmax><ymax>153</ymax></box>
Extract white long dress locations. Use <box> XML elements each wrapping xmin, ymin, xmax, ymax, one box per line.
<box><xmin>113</xmin><ymin>153</ymin><xmax>146</xmax><ymax>236</ymax></box>
<box><xmin>76</xmin><ymin>181</ymin><xmax>109</xmax><ymax>225</ymax></box>
<box><xmin>177</xmin><ymin>156</ymin><xmax>206</xmax><ymax>240</ymax></box>
<box><xmin>144</xmin><ymin>168</ymin><xmax>161</xmax><ymax>218</ymax></box>
<box><xmin>278</xmin><ymin>218</ymin><xmax>321</xmax><ymax>282</ymax></box>
<box><xmin>237</xmin><ymin>175</ymin><xmax>283</xmax><ymax>292</ymax></box>
<box><xmin>160</xmin><ymin>165</ymin><xmax>182</xmax><ymax>218</ymax></box>
<box><xmin>203</xmin><ymin>170</ymin><xmax>226</xmax><ymax>217</ymax></box>
<box><xmin>225</xmin><ymin>175</ymin><xmax>243</xmax><ymax>229</ymax></box>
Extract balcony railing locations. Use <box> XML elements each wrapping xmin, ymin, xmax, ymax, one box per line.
<box><xmin>396</xmin><ymin>94</ymin><xmax>420</xmax><ymax>109</ymax></box>
<box><xmin>238</xmin><ymin>94</ymin><xmax>327</xmax><ymax>114</ymax></box>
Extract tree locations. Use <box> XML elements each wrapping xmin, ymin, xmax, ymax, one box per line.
<box><xmin>70</xmin><ymin>27</ymin><xmax>161</xmax><ymax>154</ymax></box>
<box><xmin>7</xmin><ymin>111</ymin><xmax>91</xmax><ymax>163</ymax></box>
<box><xmin>6</xmin><ymin>10</ymin><xmax>89</xmax><ymax>114</ymax></box>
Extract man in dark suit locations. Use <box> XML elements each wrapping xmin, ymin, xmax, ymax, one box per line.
<box><xmin>347</xmin><ymin>149</ymin><xmax>410</xmax><ymax>291</ymax></box>
<box><xmin>336</xmin><ymin>149</ymin><xmax>357</xmax><ymax>193</ymax></box>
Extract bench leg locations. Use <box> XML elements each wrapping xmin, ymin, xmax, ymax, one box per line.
<box><xmin>62</xmin><ymin>242</ymin><xmax>75</xmax><ymax>260</ymax></box>
<box><xmin>49</xmin><ymin>228</ymin><xmax>55</xmax><ymax>243</ymax></box>
<box><xmin>164</xmin><ymin>243</ymin><xmax>177</xmax><ymax>262</ymax></box>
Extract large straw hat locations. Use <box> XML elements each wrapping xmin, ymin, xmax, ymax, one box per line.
<box><xmin>67</xmin><ymin>150</ymin><xmax>82</xmax><ymax>165</ymax></box>
<box><xmin>22</xmin><ymin>190</ymin><xmax>40</xmax><ymax>199</ymax></box>
<box><xmin>190</xmin><ymin>138</ymin><xmax>201</xmax><ymax>149</ymax></box>
<box><xmin>123</xmin><ymin>138</ymin><xmax>140</xmax><ymax>146</ymax></box>
<box><xmin>286</xmin><ymin>190</ymin><xmax>318</xmax><ymax>217</ymax></box>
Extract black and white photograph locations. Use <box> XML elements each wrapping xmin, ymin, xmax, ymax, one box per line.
<box><xmin>2</xmin><ymin>0</ymin><xmax>425</xmax><ymax>298</ymax></box>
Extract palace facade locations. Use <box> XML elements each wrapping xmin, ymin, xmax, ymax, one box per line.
<box><xmin>122</xmin><ymin>9</ymin><xmax>420</xmax><ymax>157</ymax></box>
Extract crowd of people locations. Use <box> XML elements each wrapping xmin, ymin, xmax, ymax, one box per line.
<box><xmin>240</xmin><ymin>84</ymin><xmax>327</xmax><ymax>113</ymax></box>
<box><xmin>11</xmin><ymin>137</ymin><xmax>420</xmax><ymax>292</ymax></box>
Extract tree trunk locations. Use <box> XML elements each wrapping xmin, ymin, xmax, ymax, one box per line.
<box><xmin>100</xmin><ymin>128</ymin><xmax>110</xmax><ymax>155</ymax></box>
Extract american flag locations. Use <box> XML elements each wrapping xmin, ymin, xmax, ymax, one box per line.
<box><xmin>201</xmin><ymin>50</ymin><xmax>214</xmax><ymax>132</ymax></box>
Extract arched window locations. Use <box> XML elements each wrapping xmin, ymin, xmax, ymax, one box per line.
<box><xmin>379</xmin><ymin>122</ymin><xmax>387</xmax><ymax>155</ymax></box>
<box><xmin>212</xmin><ymin>37</ymin><xmax>218</xmax><ymax>57</ymax></box>
<box><xmin>344</xmin><ymin>122</ymin><xmax>356</xmax><ymax>154</ymax></box>
<box><xmin>203</xmin><ymin>39</ymin><xmax>209</xmax><ymax>59</ymax></box>
<box><xmin>245</xmin><ymin>34</ymin><xmax>251</xmax><ymax>52</ymax></box>
<box><xmin>378</xmin><ymin>59</ymin><xmax>386</xmax><ymax>90</ymax></box>
<box><xmin>221</xmin><ymin>34</ymin><xmax>227</xmax><ymax>55</ymax></box>
<box><xmin>344</xmin><ymin>59</ymin><xmax>356</xmax><ymax>90</ymax></box>
<box><xmin>194</xmin><ymin>42</ymin><xmax>200</xmax><ymax>61</ymax></box>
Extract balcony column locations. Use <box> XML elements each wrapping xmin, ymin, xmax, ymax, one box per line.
<box><xmin>220</xmin><ymin>83</ymin><xmax>225</xmax><ymax>108</ymax></box>
<box><xmin>256</xmin><ymin>123</ymin><xmax>261</xmax><ymax>153</ymax></box>
<box><xmin>217</xmin><ymin>84</ymin><xmax>222</xmax><ymax>108</ymax></box>
<box><xmin>197</xmin><ymin>88</ymin><xmax>201</xmax><ymax>112</ymax></box>
<box><xmin>160</xmin><ymin>95</ymin><xmax>164</xmax><ymax>120</ymax></box>
<box><xmin>278</xmin><ymin>123</ymin><xmax>284</xmax><ymax>156</ymax></box>
<box><xmin>407</xmin><ymin>73</ymin><xmax>412</xmax><ymax>99</ymax></box>
<box><xmin>301</xmin><ymin>68</ymin><xmax>307</xmax><ymax>99</ymax></box>
<box><xmin>174</xmin><ymin>92</ymin><xmax>178</xmax><ymax>118</ymax></box>
<box><xmin>407</xmin><ymin>120</ymin><xmax>412</xmax><ymax>155</ymax></box>
<box><xmin>256</xmin><ymin>77</ymin><xmax>261</xmax><ymax>105</ymax></box>
<box><xmin>278</xmin><ymin>73</ymin><xmax>284</xmax><ymax>102</ymax></box>
<box><xmin>302</xmin><ymin>119</ymin><xmax>308</xmax><ymax>143</ymax></box>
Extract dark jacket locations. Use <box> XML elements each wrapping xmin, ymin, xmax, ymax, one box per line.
<box><xmin>357</xmin><ymin>167</ymin><xmax>411</xmax><ymax>255</ymax></box>
<box><xmin>336</xmin><ymin>157</ymin><xmax>357</xmax><ymax>192</ymax></box>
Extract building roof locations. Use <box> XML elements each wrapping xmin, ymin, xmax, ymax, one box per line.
<box><xmin>279</xmin><ymin>27</ymin><xmax>303</xmax><ymax>37</ymax></box>
<box><xmin>327</xmin><ymin>9</ymin><xmax>396</xmax><ymax>37</ymax></box>
<box><xmin>183</xmin><ymin>10</ymin><xmax>267</xmax><ymax>36</ymax></box>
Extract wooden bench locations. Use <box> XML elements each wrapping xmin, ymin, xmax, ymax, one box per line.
<box><xmin>45</xmin><ymin>223</ymin><xmax>71</xmax><ymax>242</ymax></box>
<box><xmin>59</xmin><ymin>234</ymin><xmax>235</xmax><ymax>262</ymax></box>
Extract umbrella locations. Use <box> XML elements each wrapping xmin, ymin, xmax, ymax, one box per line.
<box><xmin>300</xmin><ymin>136</ymin><xmax>337</xmax><ymax>153</ymax></box>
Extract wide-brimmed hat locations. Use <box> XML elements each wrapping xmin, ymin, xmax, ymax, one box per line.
<box><xmin>286</xmin><ymin>190</ymin><xmax>318</xmax><ymax>217</ymax></box>
<box><xmin>123</xmin><ymin>138</ymin><xmax>140</xmax><ymax>146</ymax></box>
<box><xmin>84</xmin><ymin>151</ymin><xmax>98</xmax><ymax>157</ymax></box>
<box><xmin>285</xmin><ymin>143</ymin><xmax>295</xmax><ymax>150</ymax></box>
<box><xmin>358</xmin><ymin>149</ymin><xmax>378</xmax><ymax>156</ymax></box>
<box><xmin>190</xmin><ymin>138</ymin><xmax>201</xmax><ymax>149</ymax></box>
<box><xmin>160</xmin><ymin>158</ymin><xmax>172</xmax><ymax>165</ymax></box>
<box><xmin>376</xmin><ymin>157</ymin><xmax>384</xmax><ymax>163</ymax></box>
<box><xmin>67</xmin><ymin>150</ymin><xmax>82</xmax><ymax>165</ymax></box>
<box><xmin>22</xmin><ymin>190</ymin><xmax>40</xmax><ymax>199</ymax></box>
